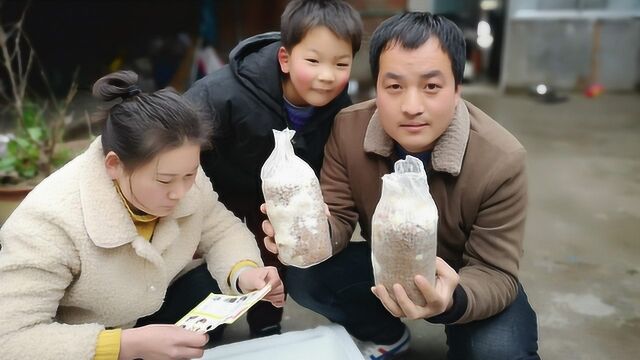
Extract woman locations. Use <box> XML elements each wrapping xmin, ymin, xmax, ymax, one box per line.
<box><xmin>0</xmin><ymin>71</ymin><xmax>284</xmax><ymax>360</ymax></box>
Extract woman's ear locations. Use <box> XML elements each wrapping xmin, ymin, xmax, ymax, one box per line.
<box><xmin>104</xmin><ymin>151</ymin><xmax>123</xmax><ymax>180</ymax></box>
<box><xmin>277</xmin><ymin>46</ymin><xmax>290</xmax><ymax>74</ymax></box>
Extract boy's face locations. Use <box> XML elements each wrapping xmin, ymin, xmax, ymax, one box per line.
<box><xmin>375</xmin><ymin>37</ymin><xmax>460</xmax><ymax>153</ymax></box>
<box><xmin>106</xmin><ymin>143</ymin><xmax>201</xmax><ymax>217</ymax></box>
<box><xmin>278</xmin><ymin>26</ymin><xmax>353</xmax><ymax>107</ymax></box>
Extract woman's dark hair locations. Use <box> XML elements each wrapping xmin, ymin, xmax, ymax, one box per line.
<box><xmin>93</xmin><ymin>71</ymin><xmax>211</xmax><ymax>171</ymax></box>
<box><xmin>369</xmin><ymin>12</ymin><xmax>466</xmax><ymax>88</ymax></box>
<box><xmin>281</xmin><ymin>0</ymin><xmax>363</xmax><ymax>54</ymax></box>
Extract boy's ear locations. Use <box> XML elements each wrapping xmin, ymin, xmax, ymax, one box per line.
<box><xmin>104</xmin><ymin>151</ymin><xmax>124</xmax><ymax>180</ymax></box>
<box><xmin>277</xmin><ymin>46</ymin><xmax>291</xmax><ymax>74</ymax></box>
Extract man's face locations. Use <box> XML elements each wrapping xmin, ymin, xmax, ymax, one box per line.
<box><xmin>279</xmin><ymin>26</ymin><xmax>353</xmax><ymax>107</ymax></box>
<box><xmin>375</xmin><ymin>37</ymin><xmax>460</xmax><ymax>153</ymax></box>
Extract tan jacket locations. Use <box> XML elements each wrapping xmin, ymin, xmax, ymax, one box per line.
<box><xmin>0</xmin><ymin>139</ymin><xmax>262</xmax><ymax>359</ymax></box>
<box><xmin>322</xmin><ymin>99</ymin><xmax>527</xmax><ymax>324</ymax></box>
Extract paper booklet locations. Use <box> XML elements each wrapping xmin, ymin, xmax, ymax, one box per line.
<box><xmin>176</xmin><ymin>284</ymin><xmax>272</xmax><ymax>333</ymax></box>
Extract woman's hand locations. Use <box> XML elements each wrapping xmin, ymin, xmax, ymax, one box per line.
<box><xmin>119</xmin><ymin>324</ymin><xmax>208</xmax><ymax>360</ymax></box>
<box><xmin>237</xmin><ymin>266</ymin><xmax>286</xmax><ymax>308</ymax></box>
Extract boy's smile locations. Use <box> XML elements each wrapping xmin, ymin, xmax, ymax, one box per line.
<box><xmin>279</xmin><ymin>26</ymin><xmax>353</xmax><ymax>107</ymax></box>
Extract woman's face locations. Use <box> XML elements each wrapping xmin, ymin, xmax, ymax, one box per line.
<box><xmin>108</xmin><ymin>142</ymin><xmax>201</xmax><ymax>217</ymax></box>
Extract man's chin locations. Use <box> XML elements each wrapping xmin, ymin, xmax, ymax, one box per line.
<box><xmin>396</xmin><ymin>140</ymin><xmax>434</xmax><ymax>154</ymax></box>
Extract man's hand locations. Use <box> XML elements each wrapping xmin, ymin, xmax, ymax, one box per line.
<box><xmin>371</xmin><ymin>257</ymin><xmax>459</xmax><ymax>320</ymax></box>
<box><xmin>237</xmin><ymin>266</ymin><xmax>285</xmax><ymax>308</ymax></box>
<box><xmin>120</xmin><ymin>324</ymin><xmax>208</xmax><ymax>360</ymax></box>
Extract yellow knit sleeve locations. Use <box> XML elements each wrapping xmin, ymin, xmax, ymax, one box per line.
<box><xmin>94</xmin><ymin>329</ymin><xmax>121</xmax><ymax>360</ymax></box>
<box><xmin>227</xmin><ymin>260</ymin><xmax>259</xmax><ymax>293</ymax></box>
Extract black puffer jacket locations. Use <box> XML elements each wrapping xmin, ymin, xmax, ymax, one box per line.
<box><xmin>184</xmin><ymin>32</ymin><xmax>352</xmax><ymax>223</ymax></box>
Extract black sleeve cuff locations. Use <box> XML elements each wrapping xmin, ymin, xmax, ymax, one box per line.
<box><xmin>426</xmin><ymin>284</ymin><xmax>468</xmax><ymax>324</ymax></box>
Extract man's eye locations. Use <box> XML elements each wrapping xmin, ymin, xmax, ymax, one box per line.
<box><xmin>387</xmin><ymin>84</ymin><xmax>401</xmax><ymax>90</ymax></box>
<box><xmin>426</xmin><ymin>83</ymin><xmax>441</xmax><ymax>90</ymax></box>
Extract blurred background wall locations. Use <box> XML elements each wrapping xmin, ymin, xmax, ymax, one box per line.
<box><xmin>1</xmin><ymin>0</ymin><xmax>638</xmax><ymax>96</ymax></box>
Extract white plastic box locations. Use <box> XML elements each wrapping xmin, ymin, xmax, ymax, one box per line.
<box><xmin>201</xmin><ymin>324</ymin><xmax>364</xmax><ymax>359</ymax></box>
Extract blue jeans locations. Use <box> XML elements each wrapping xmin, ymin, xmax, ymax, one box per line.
<box><xmin>287</xmin><ymin>242</ymin><xmax>540</xmax><ymax>359</ymax></box>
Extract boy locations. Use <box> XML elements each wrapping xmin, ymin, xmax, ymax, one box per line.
<box><xmin>184</xmin><ymin>0</ymin><xmax>362</xmax><ymax>338</ymax></box>
<box><xmin>263</xmin><ymin>12</ymin><xmax>540</xmax><ymax>359</ymax></box>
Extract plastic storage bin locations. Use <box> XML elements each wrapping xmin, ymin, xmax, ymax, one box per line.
<box><xmin>201</xmin><ymin>324</ymin><xmax>364</xmax><ymax>359</ymax></box>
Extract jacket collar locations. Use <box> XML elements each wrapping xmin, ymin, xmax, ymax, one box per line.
<box><xmin>363</xmin><ymin>100</ymin><xmax>470</xmax><ymax>176</ymax></box>
<box><xmin>78</xmin><ymin>138</ymin><xmax>198</xmax><ymax>250</ymax></box>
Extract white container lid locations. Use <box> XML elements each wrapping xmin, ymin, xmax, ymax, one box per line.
<box><xmin>201</xmin><ymin>324</ymin><xmax>364</xmax><ymax>360</ymax></box>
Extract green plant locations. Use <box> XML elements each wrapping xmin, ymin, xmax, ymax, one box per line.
<box><xmin>0</xmin><ymin>100</ymin><xmax>75</xmax><ymax>184</ymax></box>
<box><xmin>0</xmin><ymin>4</ymin><xmax>81</xmax><ymax>185</ymax></box>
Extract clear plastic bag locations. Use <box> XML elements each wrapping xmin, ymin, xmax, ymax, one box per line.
<box><xmin>371</xmin><ymin>155</ymin><xmax>438</xmax><ymax>306</ymax></box>
<box><xmin>261</xmin><ymin>129</ymin><xmax>332</xmax><ymax>268</ymax></box>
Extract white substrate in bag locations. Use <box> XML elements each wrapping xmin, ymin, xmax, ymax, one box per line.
<box><xmin>371</xmin><ymin>155</ymin><xmax>438</xmax><ymax>307</ymax></box>
<box><xmin>261</xmin><ymin>129</ymin><xmax>332</xmax><ymax>268</ymax></box>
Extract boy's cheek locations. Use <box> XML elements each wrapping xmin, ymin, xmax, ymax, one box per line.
<box><xmin>336</xmin><ymin>72</ymin><xmax>350</xmax><ymax>90</ymax></box>
<box><xmin>292</xmin><ymin>67</ymin><xmax>315</xmax><ymax>87</ymax></box>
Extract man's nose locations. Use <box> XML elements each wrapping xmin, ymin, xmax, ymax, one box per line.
<box><xmin>400</xmin><ymin>89</ymin><xmax>424</xmax><ymax>116</ymax></box>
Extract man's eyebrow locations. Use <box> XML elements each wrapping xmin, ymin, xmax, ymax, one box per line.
<box><xmin>382</xmin><ymin>70</ymin><xmax>445</xmax><ymax>81</ymax></box>
<box><xmin>421</xmin><ymin>70</ymin><xmax>444</xmax><ymax>79</ymax></box>
<box><xmin>383</xmin><ymin>72</ymin><xmax>404</xmax><ymax>80</ymax></box>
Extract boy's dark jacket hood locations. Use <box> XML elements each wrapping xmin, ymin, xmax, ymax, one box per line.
<box><xmin>228</xmin><ymin>32</ymin><xmax>285</xmax><ymax>118</ymax></box>
<box><xmin>184</xmin><ymin>31</ymin><xmax>352</xmax><ymax>213</ymax></box>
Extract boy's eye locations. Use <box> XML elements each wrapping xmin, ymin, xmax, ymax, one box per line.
<box><xmin>305</xmin><ymin>58</ymin><xmax>319</xmax><ymax>64</ymax></box>
<box><xmin>156</xmin><ymin>179</ymin><xmax>171</xmax><ymax>184</ymax></box>
<box><xmin>337</xmin><ymin>63</ymin><xmax>350</xmax><ymax>68</ymax></box>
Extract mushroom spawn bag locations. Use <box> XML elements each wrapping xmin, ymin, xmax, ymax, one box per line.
<box><xmin>371</xmin><ymin>155</ymin><xmax>438</xmax><ymax>307</ymax></box>
<box><xmin>261</xmin><ymin>129</ymin><xmax>332</xmax><ymax>268</ymax></box>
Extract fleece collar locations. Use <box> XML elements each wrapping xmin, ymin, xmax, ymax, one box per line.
<box><xmin>363</xmin><ymin>100</ymin><xmax>470</xmax><ymax>176</ymax></box>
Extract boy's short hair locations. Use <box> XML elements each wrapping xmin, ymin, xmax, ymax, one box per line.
<box><xmin>369</xmin><ymin>12</ymin><xmax>466</xmax><ymax>87</ymax></box>
<box><xmin>281</xmin><ymin>0</ymin><xmax>362</xmax><ymax>54</ymax></box>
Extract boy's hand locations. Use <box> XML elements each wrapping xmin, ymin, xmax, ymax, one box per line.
<box><xmin>259</xmin><ymin>203</ymin><xmax>278</xmax><ymax>255</ymax></box>
<box><xmin>237</xmin><ymin>266</ymin><xmax>286</xmax><ymax>308</ymax></box>
<box><xmin>120</xmin><ymin>324</ymin><xmax>208</xmax><ymax>360</ymax></box>
<box><xmin>259</xmin><ymin>203</ymin><xmax>332</xmax><ymax>255</ymax></box>
<box><xmin>371</xmin><ymin>257</ymin><xmax>459</xmax><ymax>320</ymax></box>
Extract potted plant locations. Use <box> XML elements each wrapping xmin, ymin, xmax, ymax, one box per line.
<box><xmin>0</xmin><ymin>8</ymin><xmax>90</xmax><ymax>224</ymax></box>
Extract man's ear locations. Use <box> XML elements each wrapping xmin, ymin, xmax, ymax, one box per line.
<box><xmin>277</xmin><ymin>46</ymin><xmax>290</xmax><ymax>74</ymax></box>
<box><xmin>104</xmin><ymin>151</ymin><xmax>124</xmax><ymax>180</ymax></box>
<box><xmin>454</xmin><ymin>84</ymin><xmax>462</xmax><ymax>106</ymax></box>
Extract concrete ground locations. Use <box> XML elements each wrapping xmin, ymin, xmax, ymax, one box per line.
<box><xmin>218</xmin><ymin>88</ymin><xmax>640</xmax><ymax>359</ymax></box>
